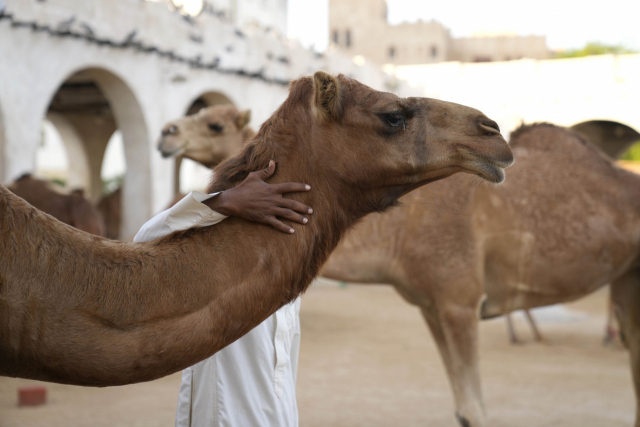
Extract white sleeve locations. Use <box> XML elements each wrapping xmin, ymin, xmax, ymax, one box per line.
<box><xmin>134</xmin><ymin>191</ymin><xmax>228</xmax><ymax>243</ymax></box>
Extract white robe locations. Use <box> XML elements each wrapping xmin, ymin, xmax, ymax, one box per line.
<box><xmin>134</xmin><ymin>191</ymin><xmax>301</xmax><ymax>427</ymax></box>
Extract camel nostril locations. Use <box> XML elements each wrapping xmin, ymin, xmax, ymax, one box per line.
<box><xmin>478</xmin><ymin>119</ymin><xmax>500</xmax><ymax>135</ymax></box>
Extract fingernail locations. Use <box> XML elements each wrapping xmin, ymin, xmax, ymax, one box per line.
<box><xmin>303</xmin><ymin>218</ymin><xmax>308</xmax><ymax>224</ymax></box>
<box><xmin>289</xmin><ymin>228</ymin><xmax>295</xmax><ymax>234</ymax></box>
<box><xmin>305</xmin><ymin>185</ymin><xmax>311</xmax><ymax>190</ymax></box>
<box><xmin>308</xmin><ymin>208</ymin><xmax>313</xmax><ymax>214</ymax></box>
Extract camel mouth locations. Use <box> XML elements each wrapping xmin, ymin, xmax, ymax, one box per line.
<box><xmin>458</xmin><ymin>155</ymin><xmax>510</xmax><ymax>184</ymax></box>
<box><xmin>476</xmin><ymin>163</ymin><xmax>506</xmax><ymax>183</ymax></box>
<box><xmin>458</xmin><ymin>145</ymin><xmax>514</xmax><ymax>183</ymax></box>
<box><xmin>158</xmin><ymin>142</ymin><xmax>187</xmax><ymax>159</ymax></box>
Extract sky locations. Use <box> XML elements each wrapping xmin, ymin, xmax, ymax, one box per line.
<box><xmin>287</xmin><ymin>0</ymin><xmax>640</xmax><ymax>53</ymax></box>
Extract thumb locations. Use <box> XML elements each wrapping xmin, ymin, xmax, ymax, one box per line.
<box><xmin>257</xmin><ymin>160</ymin><xmax>276</xmax><ymax>181</ymax></box>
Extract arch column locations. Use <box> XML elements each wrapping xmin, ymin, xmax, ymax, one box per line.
<box><xmin>46</xmin><ymin>112</ymin><xmax>97</xmax><ymax>199</ymax></box>
<box><xmin>53</xmin><ymin>113</ymin><xmax>116</xmax><ymax>202</ymax></box>
<box><xmin>78</xmin><ymin>68</ymin><xmax>152</xmax><ymax>239</ymax></box>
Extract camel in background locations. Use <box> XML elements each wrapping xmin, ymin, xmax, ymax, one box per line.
<box><xmin>8</xmin><ymin>174</ymin><xmax>105</xmax><ymax>237</ymax></box>
<box><xmin>0</xmin><ymin>72</ymin><xmax>513</xmax><ymax>388</ymax></box>
<box><xmin>97</xmin><ymin>187</ymin><xmax>121</xmax><ymax>240</ymax></box>
<box><xmin>321</xmin><ymin>125</ymin><xmax>640</xmax><ymax>427</ymax></box>
<box><xmin>97</xmin><ymin>105</ymin><xmax>254</xmax><ymax>240</ymax></box>
<box><xmin>160</xmin><ymin>114</ymin><xmax>640</xmax><ymax>427</ymax></box>
<box><xmin>158</xmin><ymin>104</ymin><xmax>254</xmax><ymax>168</ymax></box>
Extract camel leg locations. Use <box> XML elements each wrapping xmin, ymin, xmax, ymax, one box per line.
<box><xmin>610</xmin><ymin>269</ymin><xmax>640</xmax><ymax>427</ymax></box>
<box><xmin>523</xmin><ymin>309</ymin><xmax>544</xmax><ymax>342</ymax></box>
<box><xmin>505</xmin><ymin>312</ymin><xmax>519</xmax><ymax>344</ymax></box>
<box><xmin>421</xmin><ymin>305</ymin><xmax>486</xmax><ymax>427</ymax></box>
<box><xmin>603</xmin><ymin>289</ymin><xmax>620</xmax><ymax>346</ymax></box>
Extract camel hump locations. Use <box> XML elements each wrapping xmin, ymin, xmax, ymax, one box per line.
<box><xmin>511</xmin><ymin>123</ymin><xmax>616</xmax><ymax>160</ymax></box>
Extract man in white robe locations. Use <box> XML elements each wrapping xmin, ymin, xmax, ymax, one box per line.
<box><xmin>135</xmin><ymin>161</ymin><xmax>311</xmax><ymax>427</ymax></box>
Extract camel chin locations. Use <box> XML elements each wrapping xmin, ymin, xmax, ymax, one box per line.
<box><xmin>160</xmin><ymin>146</ymin><xmax>186</xmax><ymax>158</ymax></box>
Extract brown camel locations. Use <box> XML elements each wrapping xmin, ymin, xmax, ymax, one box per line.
<box><xmin>97</xmin><ymin>187</ymin><xmax>121</xmax><ymax>240</ymax></box>
<box><xmin>160</xmin><ymin>117</ymin><xmax>640</xmax><ymax>426</ymax></box>
<box><xmin>158</xmin><ymin>106</ymin><xmax>549</xmax><ymax>347</ymax></box>
<box><xmin>0</xmin><ymin>72</ymin><xmax>513</xmax><ymax>388</ymax></box>
<box><xmin>321</xmin><ymin>124</ymin><xmax>640</xmax><ymax>427</ymax></box>
<box><xmin>504</xmin><ymin>309</ymin><xmax>543</xmax><ymax>343</ymax></box>
<box><xmin>8</xmin><ymin>174</ymin><xmax>105</xmax><ymax>237</ymax></box>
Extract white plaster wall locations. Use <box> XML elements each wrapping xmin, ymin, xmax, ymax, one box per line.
<box><xmin>394</xmin><ymin>54</ymin><xmax>640</xmax><ymax>138</ymax></box>
<box><xmin>207</xmin><ymin>0</ymin><xmax>288</xmax><ymax>36</ymax></box>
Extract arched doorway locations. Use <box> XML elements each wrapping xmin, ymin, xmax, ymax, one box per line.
<box><xmin>44</xmin><ymin>68</ymin><xmax>150</xmax><ymax>239</ymax></box>
<box><xmin>43</xmin><ymin>113</ymin><xmax>92</xmax><ymax>192</ymax></box>
<box><xmin>570</xmin><ymin>120</ymin><xmax>640</xmax><ymax>159</ymax></box>
<box><xmin>174</xmin><ymin>91</ymin><xmax>235</xmax><ymax>195</ymax></box>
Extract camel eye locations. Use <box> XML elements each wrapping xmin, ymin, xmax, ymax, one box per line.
<box><xmin>162</xmin><ymin>125</ymin><xmax>178</xmax><ymax>136</ymax></box>
<box><xmin>381</xmin><ymin>113</ymin><xmax>406</xmax><ymax>129</ymax></box>
<box><xmin>208</xmin><ymin>123</ymin><xmax>224</xmax><ymax>133</ymax></box>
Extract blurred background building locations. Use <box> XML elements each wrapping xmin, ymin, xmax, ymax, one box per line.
<box><xmin>329</xmin><ymin>0</ymin><xmax>549</xmax><ymax>64</ymax></box>
<box><xmin>184</xmin><ymin>0</ymin><xmax>288</xmax><ymax>36</ymax></box>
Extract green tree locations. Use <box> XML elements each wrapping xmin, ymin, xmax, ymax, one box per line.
<box><xmin>555</xmin><ymin>42</ymin><xmax>638</xmax><ymax>59</ymax></box>
<box><xmin>621</xmin><ymin>141</ymin><xmax>640</xmax><ymax>161</ymax></box>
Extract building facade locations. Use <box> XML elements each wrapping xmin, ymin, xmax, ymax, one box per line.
<box><xmin>329</xmin><ymin>0</ymin><xmax>549</xmax><ymax>65</ymax></box>
<box><xmin>206</xmin><ymin>0</ymin><xmax>288</xmax><ymax>36</ymax></box>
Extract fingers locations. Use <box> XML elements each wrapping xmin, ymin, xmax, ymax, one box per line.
<box><xmin>272</xmin><ymin>182</ymin><xmax>311</xmax><ymax>194</ymax></box>
<box><xmin>255</xmin><ymin>160</ymin><xmax>276</xmax><ymax>181</ymax></box>
<box><xmin>274</xmin><ymin>208</ymin><xmax>308</xmax><ymax>225</ymax></box>
<box><xmin>266</xmin><ymin>216</ymin><xmax>295</xmax><ymax>234</ymax></box>
<box><xmin>278</xmin><ymin>198</ymin><xmax>313</xmax><ymax>214</ymax></box>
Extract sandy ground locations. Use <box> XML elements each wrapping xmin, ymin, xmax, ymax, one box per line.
<box><xmin>0</xmin><ymin>284</ymin><xmax>634</xmax><ymax>427</ymax></box>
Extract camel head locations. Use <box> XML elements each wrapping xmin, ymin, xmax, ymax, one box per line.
<box><xmin>210</xmin><ymin>71</ymin><xmax>514</xmax><ymax>217</ymax></box>
<box><xmin>157</xmin><ymin>105</ymin><xmax>253</xmax><ymax>168</ymax></box>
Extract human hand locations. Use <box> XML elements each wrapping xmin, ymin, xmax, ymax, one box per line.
<box><xmin>204</xmin><ymin>160</ymin><xmax>313</xmax><ymax>234</ymax></box>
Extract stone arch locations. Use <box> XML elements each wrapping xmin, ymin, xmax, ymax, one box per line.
<box><xmin>45</xmin><ymin>67</ymin><xmax>151</xmax><ymax>238</ymax></box>
<box><xmin>570</xmin><ymin>120</ymin><xmax>640</xmax><ymax>159</ymax></box>
<box><xmin>175</xmin><ymin>91</ymin><xmax>236</xmax><ymax>195</ymax></box>
<box><xmin>45</xmin><ymin>113</ymin><xmax>92</xmax><ymax>193</ymax></box>
<box><xmin>184</xmin><ymin>91</ymin><xmax>235</xmax><ymax>115</ymax></box>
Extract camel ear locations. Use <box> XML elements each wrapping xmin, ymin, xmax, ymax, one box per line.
<box><xmin>313</xmin><ymin>71</ymin><xmax>342</xmax><ymax>121</ymax></box>
<box><xmin>235</xmin><ymin>109</ymin><xmax>251</xmax><ymax>129</ymax></box>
